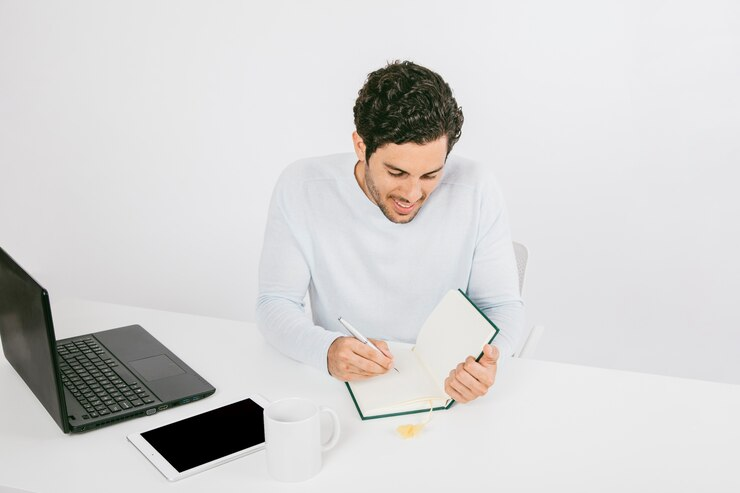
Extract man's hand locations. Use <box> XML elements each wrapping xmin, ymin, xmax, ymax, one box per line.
<box><xmin>444</xmin><ymin>344</ymin><xmax>499</xmax><ymax>403</ymax></box>
<box><xmin>327</xmin><ymin>336</ymin><xmax>394</xmax><ymax>382</ymax></box>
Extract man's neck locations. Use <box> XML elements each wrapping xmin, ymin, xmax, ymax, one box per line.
<box><xmin>353</xmin><ymin>160</ymin><xmax>375</xmax><ymax>204</ymax></box>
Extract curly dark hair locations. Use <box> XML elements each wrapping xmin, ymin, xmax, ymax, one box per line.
<box><xmin>353</xmin><ymin>60</ymin><xmax>464</xmax><ymax>161</ymax></box>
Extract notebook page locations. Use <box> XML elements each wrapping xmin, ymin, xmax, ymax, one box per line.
<box><xmin>414</xmin><ymin>290</ymin><xmax>498</xmax><ymax>392</ymax></box>
<box><xmin>348</xmin><ymin>341</ymin><xmax>447</xmax><ymax>415</ymax></box>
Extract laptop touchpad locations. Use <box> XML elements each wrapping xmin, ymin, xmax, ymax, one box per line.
<box><xmin>129</xmin><ymin>355</ymin><xmax>186</xmax><ymax>381</ymax></box>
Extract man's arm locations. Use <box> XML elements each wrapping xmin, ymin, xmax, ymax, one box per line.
<box><xmin>256</xmin><ymin>170</ymin><xmax>394</xmax><ymax>378</ymax></box>
<box><xmin>467</xmin><ymin>174</ymin><xmax>526</xmax><ymax>362</ymax></box>
<box><xmin>256</xmin><ymin>173</ymin><xmax>342</xmax><ymax>372</ymax></box>
<box><xmin>443</xmin><ymin>172</ymin><xmax>525</xmax><ymax>402</ymax></box>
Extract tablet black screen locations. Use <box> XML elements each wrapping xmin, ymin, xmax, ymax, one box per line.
<box><xmin>141</xmin><ymin>397</ymin><xmax>265</xmax><ymax>472</ymax></box>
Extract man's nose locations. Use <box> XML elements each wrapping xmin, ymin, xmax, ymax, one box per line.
<box><xmin>399</xmin><ymin>179</ymin><xmax>423</xmax><ymax>203</ymax></box>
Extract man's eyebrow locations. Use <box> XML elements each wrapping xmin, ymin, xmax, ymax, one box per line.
<box><xmin>383</xmin><ymin>162</ymin><xmax>445</xmax><ymax>176</ymax></box>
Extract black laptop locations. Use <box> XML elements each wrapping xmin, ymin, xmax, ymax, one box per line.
<box><xmin>0</xmin><ymin>246</ymin><xmax>216</xmax><ymax>433</ymax></box>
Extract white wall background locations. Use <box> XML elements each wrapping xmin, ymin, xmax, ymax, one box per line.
<box><xmin>1</xmin><ymin>0</ymin><xmax>738</xmax><ymax>385</ymax></box>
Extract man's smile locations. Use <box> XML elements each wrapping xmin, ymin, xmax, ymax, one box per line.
<box><xmin>391</xmin><ymin>198</ymin><xmax>419</xmax><ymax>215</ymax></box>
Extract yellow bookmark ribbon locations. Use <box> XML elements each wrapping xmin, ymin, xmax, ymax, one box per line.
<box><xmin>396</xmin><ymin>404</ymin><xmax>434</xmax><ymax>439</ymax></box>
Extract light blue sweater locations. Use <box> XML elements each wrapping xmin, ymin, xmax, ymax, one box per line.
<box><xmin>257</xmin><ymin>153</ymin><xmax>525</xmax><ymax>373</ymax></box>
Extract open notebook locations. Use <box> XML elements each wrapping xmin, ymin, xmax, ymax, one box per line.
<box><xmin>345</xmin><ymin>289</ymin><xmax>499</xmax><ymax>420</ymax></box>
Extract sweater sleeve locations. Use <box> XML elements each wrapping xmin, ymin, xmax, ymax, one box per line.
<box><xmin>466</xmin><ymin>175</ymin><xmax>526</xmax><ymax>360</ymax></box>
<box><xmin>255</xmin><ymin>173</ymin><xmax>342</xmax><ymax>373</ymax></box>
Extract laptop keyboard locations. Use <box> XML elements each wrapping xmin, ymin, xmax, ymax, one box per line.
<box><xmin>57</xmin><ymin>338</ymin><xmax>155</xmax><ymax>420</ymax></box>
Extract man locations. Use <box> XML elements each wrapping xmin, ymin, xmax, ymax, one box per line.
<box><xmin>257</xmin><ymin>61</ymin><xmax>524</xmax><ymax>404</ymax></box>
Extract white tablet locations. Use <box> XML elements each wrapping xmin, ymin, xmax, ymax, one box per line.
<box><xmin>127</xmin><ymin>394</ymin><xmax>269</xmax><ymax>481</ymax></box>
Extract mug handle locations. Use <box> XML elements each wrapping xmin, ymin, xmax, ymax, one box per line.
<box><xmin>319</xmin><ymin>406</ymin><xmax>341</xmax><ymax>451</ymax></box>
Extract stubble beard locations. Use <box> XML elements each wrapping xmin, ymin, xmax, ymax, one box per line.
<box><xmin>364</xmin><ymin>163</ymin><xmax>423</xmax><ymax>224</ymax></box>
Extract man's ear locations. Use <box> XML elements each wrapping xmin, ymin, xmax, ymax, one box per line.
<box><xmin>352</xmin><ymin>131</ymin><xmax>366</xmax><ymax>163</ymax></box>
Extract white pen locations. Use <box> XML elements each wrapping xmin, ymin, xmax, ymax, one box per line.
<box><xmin>338</xmin><ymin>317</ymin><xmax>399</xmax><ymax>373</ymax></box>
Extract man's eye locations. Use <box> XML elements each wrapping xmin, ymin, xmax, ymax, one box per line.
<box><xmin>388</xmin><ymin>171</ymin><xmax>404</xmax><ymax>177</ymax></box>
<box><xmin>422</xmin><ymin>174</ymin><xmax>438</xmax><ymax>180</ymax></box>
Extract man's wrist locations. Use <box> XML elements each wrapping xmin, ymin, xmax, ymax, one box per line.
<box><xmin>324</xmin><ymin>333</ymin><xmax>345</xmax><ymax>376</ymax></box>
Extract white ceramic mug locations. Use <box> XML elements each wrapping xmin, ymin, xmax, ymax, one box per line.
<box><xmin>263</xmin><ymin>397</ymin><xmax>341</xmax><ymax>482</ymax></box>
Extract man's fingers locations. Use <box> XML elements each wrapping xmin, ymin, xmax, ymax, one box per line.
<box><xmin>359</xmin><ymin>339</ymin><xmax>393</xmax><ymax>370</ymax></box>
<box><xmin>371</xmin><ymin>339</ymin><xmax>394</xmax><ymax>361</ymax></box>
<box><xmin>446</xmin><ymin>369</ymin><xmax>474</xmax><ymax>403</ymax></box>
<box><xmin>354</xmin><ymin>348</ymin><xmax>391</xmax><ymax>374</ymax></box>
<box><xmin>443</xmin><ymin>347</ymin><xmax>500</xmax><ymax>404</ymax></box>
<box><xmin>343</xmin><ymin>368</ymin><xmax>376</xmax><ymax>380</ymax></box>
<box><xmin>456</xmin><ymin>360</ymin><xmax>491</xmax><ymax>395</ymax></box>
<box><xmin>332</xmin><ymin>359</ymin><xmax>382</xmax><ymax>381</ymax></box>
<box><xmin>478</xmin><ymin>344</ymin><xmax>500</xmax><ymax>367</ymax></box>
<box><xmin>328</xmin><ymin>337</ymin><xmax>393</xmax><ymax>381</ymax></box>
<box><xmin>341</xmin><ymin>341</ymin><xmax>388</xmax><ymax>374</ymax></box>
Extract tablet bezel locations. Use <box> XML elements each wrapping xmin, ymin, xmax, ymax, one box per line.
<box><xmin>127</xmin><ymin>393</ymin><xmax>269</xmax><ymax>481</ymax></box>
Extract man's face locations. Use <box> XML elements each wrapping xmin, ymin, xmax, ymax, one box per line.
<box><xmin>353</xmin><ymin>133</ymin><xmax>448</xmax><ymax>224</ymax></box>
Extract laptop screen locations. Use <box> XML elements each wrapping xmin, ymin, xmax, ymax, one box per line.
<box><xmin>0</xmin><ymin>247</ymin><xmax>68</xmax><ymax>432</ymax></box>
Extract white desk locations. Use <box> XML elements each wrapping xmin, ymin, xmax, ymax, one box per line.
<box><xmin>1</xmin><ymin>299</ymin><xmax>739</xmax><ymax>492</ymax></box>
